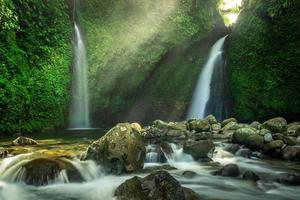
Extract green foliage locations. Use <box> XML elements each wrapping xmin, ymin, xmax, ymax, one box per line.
<box><xmin>0</xmin><ymin>0</ymin><xmax>72</xmax><ymax>134</ymax></box>
<box><xmin>80</xmin><ymin>0</ymin><xmax>221</xmax><ymax>124</ymax></box>
<box><xmin>228</xmin><ymin>0</ymin><xmax>300</xmax><ymax>122</ymax></box>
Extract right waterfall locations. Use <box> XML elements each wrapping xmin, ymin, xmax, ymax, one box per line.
<box><xmin>187</xmin><ymin>35</ymin><xmax>228</xmax><ymax>120</ymax></box>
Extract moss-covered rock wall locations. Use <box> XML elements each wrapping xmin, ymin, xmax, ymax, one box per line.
<box><xmin>80</xmin><ymin>0</ymin><xmax>225</xmax><ymax>125</ymax></box>
<box><xmin>228</xmin><ymin>0</ymin><xmax>300</xmax><ymax>122</ymax></box>
<box><xmin>0</xmin><ymin>0</ymin><xmax>72</xmax><ymax>134</ymax></box>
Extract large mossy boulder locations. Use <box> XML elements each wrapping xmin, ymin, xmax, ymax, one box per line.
<box><xmin>188</xmin><ymin>119</ymin><xmax>211</xmax><ymax>132</ymax></box>
<box><xmin>232</xmin><ymin>128</ymin><xmax>256</xmax><ymax>144</ymax></box>
<box><xmin>183</xmin><ymin>140</ymin><xmax>215</xmax><ymax>160</ymax></box>
<box><xmin>82</xmin><ymin>123</ymin><xmax>146</xmax><ymax>174</ymax></box>
<box><xmin>11</xmin><ymin>136</ymin><xmax>37</xmax><ymax>146</ymax></box>
<box><xmin>114</xmin><ymin>170</ymin><xmax>201</xmax><ymax>200</ymax></box>
<box><xmin>261</xmin><ymin>117</ymin><xmax>287</xmax><ymax>133</ymax></box>
<box><xmin>281</xmin><ymin>146</ymin><xmax>300</xmax><ymax>161</ymax></box>
<box><xmin>221</xmin><ymin>118</ymin><xmax>237</xmax><ymax>127</ymax></box>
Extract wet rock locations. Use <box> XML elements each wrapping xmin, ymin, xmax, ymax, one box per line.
<box><xmin>281</xmin><ymin>146</ymin><xmax>300</xmax><ymax>161</ymax></box>
<box><xmin>11</xmin><ymin>136</ymin><xmax>37</xmax><ymax>146</ymax></box>
<box><xmin>221</xmin><ymin>118</ymin><xmax>237</xmax><ymax>127</ymax></box>
<box><xmin>263</xmin><ymin>132</ymin><xmax>273</xmax><ymax>143</ymax></box>
<box><xmin>188</xmin><ymin>119</ymin><xmax>211</xmax><ymax>132</ymax></box>
<box><xmin>167</xmin><ymin>122</ymin><xmax>188</xmax><ymax>131</ymax></box>
<box><xmin>224</xmin><ymin>144</ymin><xmax>240</xmax><ymax>154</ymax></box>
<box><xmin>114</xmin><ymin>170</ymin><xmax>201</xmax><ymax>200</ymax></box>
<box><xmin>263</xmin><ymin>140</ymin><xmax>285</xmax><ymax>152</ymax></box>
<box><xmin>250</xmin><ymin>121</ymin><xmax>261</xmax><ymax>130</ymax></box>
<box><xmin>153</xmin><ymin>120</ymin><xmax>169</xmax><ymax>130</ymax></box>
<box><xmin>206</xmin><ymin>114</ymin><xmax>218</xmax><ymax>125</ymax></box>
<box><xmin>211</xmin><ymin>123</ymin><xmax>221</xmax><ymax>134</ymax></box>
<box><xmin>0</xmin><ymin>147</ymin><xmax>8</xmax><ymax>158</ymax></box>
<box><xmin>22</xmin><ymin>158</ymin><xmax>83</xmax><ymax>186</ymax></box>
<box><xmin>194</xmin><ymin>132</ymin><xmax>212</xmax><ymax>140</ymax></box>
<box><xmin>261</xmin><ymin>117</ymin><xmax>287</xmax><ymax>134</ymax></box>
<box><xmin>232</xmin><ymin>127</ymin><xmax>257</xmax><ymax>144</ymax></box>
<box><xmin>213</xmin><ymin>164</ymin><xmax>240</xmax><ymax>177</ymax></box>
<box><xmin>259</xmin><ymin>129</ymin><xmax>270</xmax><ymax>136</ymax></box>
<box><xmin>242</xmin><ymin>170</ymin><xmax>260</xmax><ymax>181</ymax></box>
<box><xmin>222</xmin><ymin>121</ymin><xmax>239</xmax><ymax>131</ymax></box>
<box><xmin>160</xmin><ymin>142</ymin><xmax>174</xmax><ymax>156</ymax></box>
<box><xmin>183</xmin><ymin>140</ymin><xmax>215</xmax><ymax>160</ymax></box>
<box><xmin>236</xmin><ymin>148</ymin><xmax>252</xmax><ymax>158</ymax></box>
<box><xmin>82</xmin><ymin>123</ymin><xmax>146</xmax><ymax>174</ymax></box>
<box><xmin>276</xmin><ymin>174</ymin><xmax>300</xmax><ymax>185</ymax></box>
<box><xmin>141</xmin><ymin>164</ymin><xmax>177</xmax><ymax>174</ymax></box>
<box><xmin>182</xmin><ymin>170</ymin><xmax>198</xmax><ymax>178</ymax></box>
<box><xmin>287</xmin><ymin>123</ymin><xmax>300</xmax><ymax>136</ymax></box>
<box><xmin>282</xmin><ymin>136</ymin><xmax>297</xmax><ymax>145</ymax></box>
<box><xmin>247</xmin><ymin>134</ymin><xmax>264</xmax><ymax>150</ymax></box>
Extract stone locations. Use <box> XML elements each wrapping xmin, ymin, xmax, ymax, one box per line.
<box><xmin>263</xmin><ymin>140</ymin><xmax>285</xmax><ymax>152</ymax></box>
<box><xmin>282</xmin><ymin>136</ymin><xmax>297</xmax><ymax>145</ymax></box>
<box><xmin>250</xmin><ymin>121</ymin><xmax>261</xmax><ymax>130</ymax></box>
<box><xmin>0</xmin><ymin>147</ymin><xmax>8</xmax><ymax>158</ymax></box>
<box><xmin>242</xmin><ymin>170</ymin><xmax>260</xmax><ymax>181</ymax></box>
<box><xmin>222</xmin><ymin>121</ymin><xmax>239</xmax><ymax>132</ymax></box>
<box><xmin>211</xmin><ymin>123</ymin><xmax>221</xmax><ymax>134</ymax></box>
<box><xmin>232</xmin><ymin>128</ymin><xmax>257</xmax><ymax>144</ymax></box>
<box><xmin>224</xmin><ymin>144</ymin><xmax>240</xmax><ymax>154</ymax></box>
<box><xmin>188</xmin><ymin>119</ymin><xmax>211</xmax><ymax>132</ymax></box>
<box><xmin>182</xmin><ymin>170</ymin><xmax>198</xmax><ymax>178</ymax></box>
<box><xmin>167</xmin><ymin>122</ymin><xmax>187</xmax><ymax>131</ymax></box>
<box><xmin>194</xmin><ymin>132</ymin><xmax>212</xmax><ymax>140</ymax></box>
<box><xmin>296</xmin><ymin>136</ymin><xmax>300</xmax><ymax>145</ymax></box>
<box><xmin>221</xmin><ymin>118</ymin><xmax>237</xmax><ymax>127</ymax></box>
<box><xmin>183</xmin><ymin>140</ymin><xmax>215</xmax><ymax>160</ymax></box>
<box><xmin>247</xmin><ymin>134</ymin><xmax>264</xmax><ymax>150</ymax></box>
<box><xmin>81</xmin><ymin>123</ymin><xmax>146</xmax><ymax>174</ymax></box>
<box><xmin>276</xmin><ymin>174</ymin><xmax>300</xmax><ymax>185</ymax></box>
<box><xmin>281</xmin><ymin>146</ymin><xmax>300</xmax><ymax>161</ymax></box>
<box><xmin>261</xmin><ymin>117</ymin><xmax>287</xmax><ymax>133</ymax></box>
<box><xmin>114</xmin><ymin>170</ymin><xmax>201</xmax><ymax>200</ymax></box>
<box><xmin>206</xmin><ymin>114</ymin><xmax>218</xmax><ymax>125</ymax></box>
<box><xmin>236</xmin><ymin>148</ymin><xmax>252</xmax><ymax>158</ymax></box>
<box><xmin>213</xmin><ymin>164</ymin><xmax>240</xmax><ymax>177</ymax></box>
<box><xmin>11</xmin><ymin>136</ymin><xmax>37</xmax><ymax>146</ymax></box>
<box><xmin>22</xmin><ymin>158</ymin><xmax>83</xmax><ymax>186</ymax></box>
<box><xmin>160</xmin><ymin>142</ymin><xmax>174</xmax><ymax>157</ymax></box>
<box><xmin>259</xmin><ymin>129</ymin><xmax>271</xmax><ymax>136</ymax></box>
<box><xmin>263</xmin><ymin>132</ymin><xmax>273</xmax><ymax>143</ymax></box>
<box><xmin>287</xmin><ymin>124</ymin><xmax>300</xmax><ymax>136</ymax></box>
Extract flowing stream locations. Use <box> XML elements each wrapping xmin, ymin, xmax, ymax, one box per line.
<box><xmin>69</xmin><ymin>1</ymin><xmax>90</xmax><ymax>129</ymax></box>
<box><xmin>1</xmin><ymin>143</ymin><xmax>300</xmax><ymax>200</ymax></box>
<box><xmin>187</xmin><ymin>35</ymin><xmax>228</xmax><ymax>119</ymax></box>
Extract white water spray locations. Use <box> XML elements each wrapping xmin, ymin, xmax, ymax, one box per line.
<box><xmin>187</xmin><ymin>35</ymin><xmax>227</xmax><ymax>119</ymax></box>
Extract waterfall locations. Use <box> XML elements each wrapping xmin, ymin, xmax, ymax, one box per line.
<box><xmin>187</xmin><ymin>35</ymin><xmax>228</xmax><ymax>119</ymax></box>
<box><xmin>69</xmin><ymin>2</ymin><xmax>90</xmax><ymax>129</ymax></box>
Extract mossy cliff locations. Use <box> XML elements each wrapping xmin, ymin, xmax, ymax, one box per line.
<box><xmin>79</xmin><ymin>0</ymin><xmax>226</xmax><ymax>125</ymax></box>
<box><xmin>228</xmin><ymin>0</ymin><xmax>300</xmax><ymax>122</ymax></box>
<box><xmin>0</xmin><ymin>0</ymin><xmax>72</xmax><ymax>134</ymax></box>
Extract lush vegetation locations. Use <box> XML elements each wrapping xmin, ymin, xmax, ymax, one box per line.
<box><xmin>0</xmin><ymin>0</ymin><xmax>72</xmax><ymax>134</ymax></box>
<box><xmin>228</xmin><ymin>0</ymin><xmax>300</xmax><ymax>122</ymax></box>
<box><xmin>80</xmin><ymin>0</ymin><xmax>224</xmax><ymax>125</ymax></box>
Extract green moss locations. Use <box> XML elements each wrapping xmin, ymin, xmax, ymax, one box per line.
<box><xmin>228</xmin><ymin>0</ymin><xmax>300</xmax><ymax>122</ymax></box>
<box><xmin>0</xmin><ymin>0</ymin><xmax>72</xmax><ymax>134</ymax></box>
<box><xmin>80</xmin><ymin>0</ymin><xmax>222</xmax><ymax>124</ymax></box>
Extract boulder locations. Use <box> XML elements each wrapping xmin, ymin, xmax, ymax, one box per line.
<box><xmin>287</xmin><ymin>123</ymin><xmax>300</xmax><ymax>136</ymax></box>
<box><xmin>281</xmin><ymin>146</ymin><xmax>300</xmax><ymax>161</ymax></box>
<box><xmin>224</xmin><ymin>144</ymin><xmax>240</xmax><ymax>154</ymax></box>
<box><xmin>236</xmin><ymin>148</ymin><xmax>252</xmax><ymax>158</ymax></box>
<box><xmin>213</xmin><ymin>164</ymin><xmax>240</xmax><ymax>177</ymax></box>
<box><xmin>282</xmin><ymin>136</ymin><xmax>297</xmax><ymax>145</ymax></box>
<box><xmin>0</xmin><ymin>147</ymin><xmax>8</xmax><ymax>158</ymax></box>
<box><xmin>206</xmin><ymin>114</ymin><xmax>218</xmax><ymax>125</ymax></box>
<box><xmin>182</xmin><ymin>170</ymin><xmax>198</xmax><ymax>178</ymax></box>
<box><xmin>259</xmin><ymin>129</ymin><xmax>271</xmax><ymax>136</ymax></box>
<box><xmin>232</xmin><ymin>128</ymin><xmax>257</xmax><ymax>144</ymax></box>
<box><xmin>11</xmin><ymin>136</ymin><xmax>37</xmax><ymax>146</ymax></box>
<box><xmin>114</xmin><ymin>170</ymin><xmax>201</xmax><ymax>200</ymax></box>
<box><xmin>222</xmin><ymin>121</ymin><xmax>239</xmax><ymax>132</ymax></box>
<box><xmin>221</xmin><ymin>118</ymin><xmax>237</xmax><ymax>127</ymax></box>
<box><xmin>194</xmin><ymin>132</ymin><xmax>212</xmax><ymax>140</ymax></box>
<box><xmin>82</xmin><ymin>123</ymin><xmax>146</xmax><ymax>174</ymax></box>
<box><xmin>276</xmin><ymin>174</ymin><xmax>300</xmax><ymax>185</ymax></box>
<box><xmin>250</xmin><ymin>121</ymin><xmax>261</xmax><ymax>130</ymax></box>
<box><xmin>183</xmin><ymin>140</ymin><xmax>215</xmax><ymax>160</ymax></box>
<box><xmin>153</xmin><ymin>120</ymin><xmax>168</xmax><ymax>130</ymax></box>
<box><xmin>211</xmin><ymin>123</ymin><xmax>221</xmax><ymax>134</ymax></box>
<box><xmin>263</xmin><ymin>140</ymin><xmax>285</xmax><ymax>152</ymax></box>
<box><xmin>21</xmin><ymin>158</ymin><xmax>83</xmax><ymax>186</ymax></box>
<box><xmin>242</xmin><ymin>170</ymin><xmax>260</xmax><ymax>181</ymax></box>
<box><xmin>167</xmin><ymin>122</ymin><xmax>187</xmax><ymax>131</ymax></box>
<box><xmin>261</xmin><ymin>117</ymin><xmax>287</xmax><ymax>133</ymax></box>
<box><xmin>188</xmin><ymin>119</ymin><xmax>211</xmax><ymax>132</ymax></box>
<box><xmin>296</xmin><ymin>136</ymin><xmax>300</xmax><ymax>145</ymax></box>
<box><xmin>263</xmin><ymin>132</ymin><xmax>273</xmax><ymax>143</ymax></box>
<box><xmin>247</xmin><ymin>134</ymin><xmax>264</xmax><ymax>150</ymax></box>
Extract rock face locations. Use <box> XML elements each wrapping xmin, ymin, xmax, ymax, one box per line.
<box><xmin>261</xmin><ymin>117</ymin><xmax>287</xmax><ymax>133</ymax></box>
<box><xmin>183</xmin><ymin>140</ymin><xmax>215</xmax><ymax>160</ymax></box>
<box><xmin>114</xmin><ymin>170</ymin><xmax>201</xmax><ymax>200</ymax></box>
<box><xmin>82</xmin><ymin>123</ymin><xmax>146</xmax><ymax>174</ymax></box>
<box><xmin>11</xmin><ymin>136</ymin><xmax>37</xmax><ymax>146</ymax></box>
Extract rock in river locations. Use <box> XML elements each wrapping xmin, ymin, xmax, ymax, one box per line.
<box><xmin>81</xmin><ymin>123</ymin><xmax>146</xmax><ymax>174</ymax></box>
<box><xmin>114</xmin><ymin>170</ymin><xmax>201</xmax><ymax>200</ymax></box>
<box><xmin>261</xmin><ymin>117</ymin><xmax>287</xmax><ymax>133</ymax></box>
<box><xmin>11</xmin><ymin>136</ymin><xmax>37</xmax><ymax>146</ymax></box>
<box><xmin>183</xmin><ymin>140</ymin><xmax>215</xmax><ymax>160</ymax></box>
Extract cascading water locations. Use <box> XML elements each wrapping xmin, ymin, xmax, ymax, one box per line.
<box><xmin>187</xmin><ymin>35</ymin><xmax>228</xmax><ymax>119</ymax></box>
<box><xmin>69</xmin><ymin>1</ymin><xmax>90</xmax><ymax>129</ymax></box>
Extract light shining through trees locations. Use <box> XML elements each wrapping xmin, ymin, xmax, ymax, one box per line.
<box><xmin>219</xmin><ymin>0</ymin><xmax>243</xmax><ymax>25</ymax></box>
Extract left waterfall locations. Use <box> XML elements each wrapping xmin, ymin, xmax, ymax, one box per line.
<box><xmin>69</xmin><ymin>0</ymin><xmax>90</xmax><ymax>129</ymax></box>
